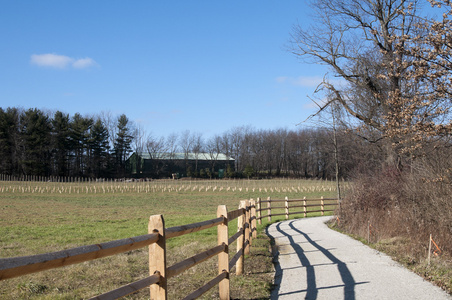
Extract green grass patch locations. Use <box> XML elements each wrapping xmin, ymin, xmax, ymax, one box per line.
<box><xmin>0</xmin><ymin>179</ymin><xmax>338</xmax><ymax>299</ymax></box>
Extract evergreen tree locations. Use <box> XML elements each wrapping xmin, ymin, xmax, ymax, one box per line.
<box><xmin>70</xmin><ymin>113</ymin><xmax>93</xmax><ymax>176</ymax></box>
<box><xmin>51</xmin><ymin>111</ymin><xmax>71</xmax><ymax>177</ymax></box>
<box><xmin>20</xmin><ymin>108</ymin><xmax>52</xmax><ymax>176</ymax></box>
<box><xmin>0</xmin><ymin>107</ymin><xmax>20</xmax><ymax>175</ymax></box>
<box><xmin>88</xmin><ymin>119</ymin><xmax>110</xmax><ymax>177</ymax></box>
<box><xmin>244</xmin><ymin>165</ymin><xmax>255</xmax><ymax>179</ymax></box>
<box><xmin>226</xmin><ymin>164</ymin><xmax>235</xmax><ymax>178</ymax></box>
<box><xmin>113</xmin><ymin>114</ymin><xmax>133</xmax><ymax>177</ymax></box>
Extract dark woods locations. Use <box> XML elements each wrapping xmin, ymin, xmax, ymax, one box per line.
<box><xmin>0</xmin><ymin>108</ymin><xmax>131</xmax><ymax>179</ymax></box>
<box><xmin>0</xmin><ymin>107</ymin><xmax>381</xmax><ymax>180</ymax></box>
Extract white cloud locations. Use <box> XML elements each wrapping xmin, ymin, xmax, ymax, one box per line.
<box><xmin>293</xmin><ymin>76</ymin><xmax>325</xmax><ymax>87</ymax></box>
<box><xmin>30</xmin><ymin>53</ymin><xmax>97</xmax><ymax>69</ymax></box>
<box><xmin>31</xmin><ymin>53</ymin><xmax>73</xmax><ymax>68</ymax></box>
<box><xmin>72</xmin><ymin>57</ymin><xmax>96</xmax><ymax>69</ymax></box>
<box><xmin>275</xmin><ymin>76</ymin><xmax>289</xmax><ymax>83</ymax></box>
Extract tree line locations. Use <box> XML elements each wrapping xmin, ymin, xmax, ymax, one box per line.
<box><xmin>137</xmin><ymin>125</ymin><xmax>383</xmax><ymax>179</ymax></box>
<box><xmin>0</xmin><ymin>107</ymin><xmax>380</xmax><ymax>180</ymax></box>
<box><xmin>0</xmin><ymin>108</ymin><xmax>133</xmax><ymax>178</ymax></box>
<box><xmin>289</xmin><ymin>0</ymin><xmax>452</xmax><ymax>273</ymax></box>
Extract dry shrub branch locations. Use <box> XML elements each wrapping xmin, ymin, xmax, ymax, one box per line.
<box><xmin>337</xmin><ymin>156</ymin><xmax>452</xmax><ymax>292</ymax></box>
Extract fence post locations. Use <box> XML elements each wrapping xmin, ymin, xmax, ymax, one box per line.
<box><xmin>267</xmin><ymin>197</ymin><xmax>271</xmax><ymax>222</ymax></box>
<box><xmin>257</xmin><ymin>197</ymin><xmax>262</xmax><ymax>225</ymax></box>
<box><xmin>217</xmin><ymin>205</ymin><xmax>230</xmax><ymax>300</ymax></box>
<box><xmin>236</xmin><ymin>201</ymin><xmax>246</xmax><ymax>275</ymax></box>
<box><xmin>250</xmin><ymin>199</ymin><xmax>257</xmax><ymax>239</ymax></box>
<box><xmin>149</xmin><ymin>215</ymin><xmax>167</xmax><ymax>300</ymax></box>
<box><xmin>244</xmin><ymin>199</ymin><xmax>251</xmax><ymax>254</ymax></box>
<box><xmin>285</xmin><ymin>196</ymin><xmax>289</xmax><ymax>220</ymax></box>
<box><xmin>303</xmin><ymin>197</ymin><xmax>307</xmax><ymax>218</ymax></box>
<box><xmin>321</xmin><ymin>196</ymin><xmax>324</xmax><ymax>216</ymax></box>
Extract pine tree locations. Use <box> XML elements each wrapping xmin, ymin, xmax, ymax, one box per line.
<box><xmin>70</xmin><ymin>113</ymin><xmax>93</xmax><ymax>176</ymax></box>
<box><xmin>113</xmin><ymin>114</ymin><xmax>133</xmax><ymax>177</ymax></box>
<box><xmin>51</xmin><ymin>111</ymin><xmax>71</xmax><ymax>177</ymax></box>
<box><xmin>0</xmin><ymin>107</ymin><xmax>20</xmax><ymax>175</ymax></box>
<box><xmin>88</xmin><ymin>119</ymin><xmax>110</xmax><ymax>177</ymax></box>
<box><xmin>20</xmin><ymin>108</ymin><xmax>52</xmax><ymax>176</ymax></box>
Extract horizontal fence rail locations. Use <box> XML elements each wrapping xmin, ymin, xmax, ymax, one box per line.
<box><xmin>0</xmin><ymin>196</ymin><xmax>334</xmax><ymax>299</ymax></box>
<box><xmin>0</xmin><ymin>233</ymin><xmax>160</xmax><ymax>281</ymax></box>
<box><xmin>0</xmin><ymin>199</ymin><xmax>259</xmax><ymax>300</ymax></box>
<box><xmin>256</xmin><ymin>196</ymin><xmax>338</xmax><ymax>224</ymax></box>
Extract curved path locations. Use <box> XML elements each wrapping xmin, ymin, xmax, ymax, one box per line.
<box><xmin>266</xmin><ymin>216</ymin><xmax>451</xmax><ymax>300</ymax></box>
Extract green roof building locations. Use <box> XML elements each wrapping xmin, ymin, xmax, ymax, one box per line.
<box><xmin>126</xmin><ymin>152</ymin><xmax>234</xmax><ymax>179</ymax></box>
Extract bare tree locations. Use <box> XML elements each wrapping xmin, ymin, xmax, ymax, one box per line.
<box><xmin>246</xmin><ymin>130</ymin><xmax>263</xmax><ymax>174</ymax></box>
<box><xmin>229</xmin><ymin>126</ymin><xmax>252</xmax><ymax>172</ymax></box>
<box><xmin>178</xmin><ymin>130</ymin><xmax>195</xmax><ymax>175</ymax></box>
<box><xmin>145</xmin><ymin>133</ymin><xmax>167</xmax><ymax>177</ymax></box>
<box><xmin>220</xmin><ymin>131</ymin><xmax>232</xmax><ymax>170</ymax></box>
<box><xmin>191</xmin><ymin>132</ymin><xmax>204</xmax><ymax>174</ymax></box>
<box><xmin>166</xmin><ymin>132</ymin><xmax>179</xmax><ymax>158</ymax></box>
<box><xmin>290</xmin><ymin>0</ymin><xmax>428</xmax><ymax>160</ymax></box>
<box><xmin>100</xmin><ymin>111</ymin><xmax>117</xmax><ymax>150</ymax></box>
<box><xmin>179</xmin><ymin>130</ymin><xmax>193</xmax><ymax>158</ymax></box>
<box><xmin>132</xmin><ymin>123</ymin><xmax>146</xmax><ymax>154</ymax></box>
<box><xmin>165</xmin><ymin>132</ymin><xmax>179</xmax><ymax>175</ymax></box>
<box><xmin>206</xmin><ymin>135</ymin><xmax>223</xmax><ymax>176</ymax></box>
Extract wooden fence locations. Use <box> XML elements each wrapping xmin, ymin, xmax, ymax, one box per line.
<box><xmin>0</xmin><ymin>196</ymin><xmax>336</xmax><ymax>299</ymax></box>
<box><xmin>256</xmin><ymin>196</ymin><xmax>338</xmax><ymax>224</ymax></box>
<box><xmin>0</xmin><ymin>200</ymin><xmax>257</xmax><ymax>300</ymax></box>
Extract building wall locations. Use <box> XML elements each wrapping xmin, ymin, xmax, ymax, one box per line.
<box><xmin>127</xmin><ymin>153</ymin><xmax>234</xmax><ymax>178</ymax></box>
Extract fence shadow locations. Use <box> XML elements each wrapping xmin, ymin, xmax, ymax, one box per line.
<box><xmin>267</xmin><ymin>219</ymin><xmax>361</xmax><ymax>300</ymax></box>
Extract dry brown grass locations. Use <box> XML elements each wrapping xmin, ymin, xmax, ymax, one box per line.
<box><xmin>1</xmin><ymin>233</ymin><xmax>273</xmax><ymax>300</ymax></box>
<box><xmin>336</xmin><ymin>166</ymin><xmax>452</xmax><ymax>294</ymax></box>
<box><xmin>0</xmin><ymin>178</ymin><xmax>338</xmax><ymax>299</ymax></box>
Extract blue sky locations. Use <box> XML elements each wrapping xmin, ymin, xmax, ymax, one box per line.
<box><xmin>1</xmin><ymin>1</ymin><xmax>330</xmax><ymax>138</ymax></box>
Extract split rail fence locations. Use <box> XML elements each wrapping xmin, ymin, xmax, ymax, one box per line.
<box><xmin>0</xmin><ymin>200</ymin><xmax>257</xmax><ymax>300</ymax></box>
<box><xmin>0</xmin><ymin>196</ymin><xmax>336</xmax><ymax>299</ymax></box>
<box><xmin>256</xmin><ymin>196</ymin><xmax>338</xmax><ymax>224</ymax></box>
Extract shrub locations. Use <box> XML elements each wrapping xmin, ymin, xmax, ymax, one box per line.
<box><xmin>338</xmin><ymin>163</ymin><xmax>451</xmax><ymax>261</ymax></box>
<box><xmin>244</xmin><ymin>165</ymin><xmax>255</xmax><ymax>179</ymax></box>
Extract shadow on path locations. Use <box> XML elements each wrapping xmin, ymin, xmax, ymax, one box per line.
<box><xmin>268</xmin><ymin>219</ymin><xmax>358</xmax><ymax>300</ymax></box>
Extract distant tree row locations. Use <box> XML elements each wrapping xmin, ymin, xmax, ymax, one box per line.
<box><xmin>0</xmin><ymin>107</ymin><xmax>133</xmax><ymax>178</ymax></box>
<box><xmin>0</xmin><ymin>107</ymin><xmax>380</xmax><ymax>180</ymax></box>
<box><xmin>133</xmin><ymin>124</ymin><xmax>383</xmax><ymax>179</ymax></box>
<box><xmin>152</xmin><ymin>126</ymin><xmax>379</xmax><ymax>179</ymax></box>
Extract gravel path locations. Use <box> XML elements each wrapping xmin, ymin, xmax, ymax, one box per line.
<box><xmin>266</xmin><ymin>216</ymin><xmax>451</xmax><ymax>300</ymax></box>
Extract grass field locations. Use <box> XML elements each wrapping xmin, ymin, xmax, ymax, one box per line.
<box><xmin>0</xmin><ymin>179</ymin><xmax>339</xmax><ymax>299</ymax></box>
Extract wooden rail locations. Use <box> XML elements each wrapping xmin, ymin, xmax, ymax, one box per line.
<box><xmin>256</xmin><ymin>196</ymin><xmax>338</xmax><ymax>224</ymax></box>
<box><xmin>0</xmin><ymin>200</ymin><xmax>257</xmax><ymax>300</ymax></box>
<box><xmin>0</xmin><ymin>196</ymin><xmax>332</xmax><ymax>299</ymax></box>
<box><xmin>0</xmin><ymin>233</ymin><xmax>160</xmax><ymax>280</ymax></box>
